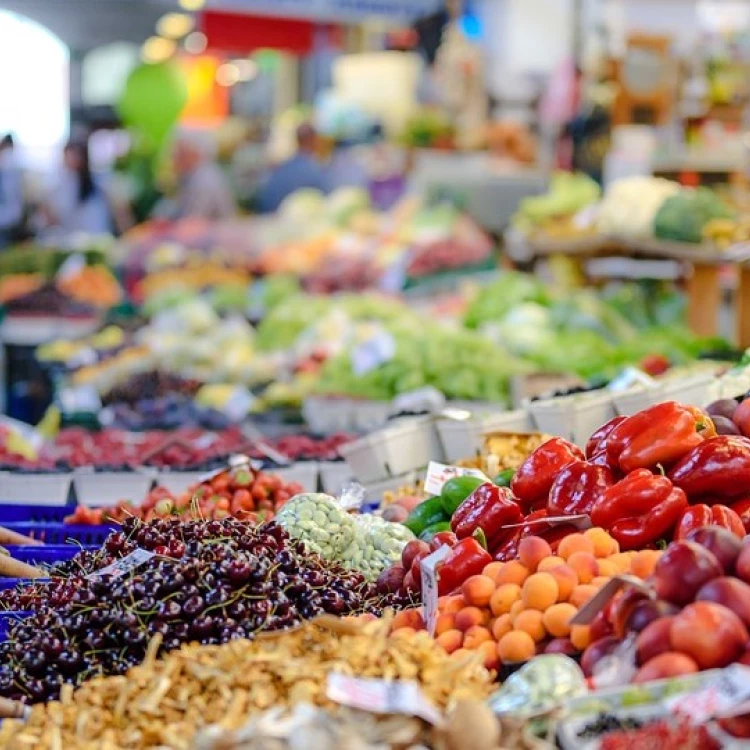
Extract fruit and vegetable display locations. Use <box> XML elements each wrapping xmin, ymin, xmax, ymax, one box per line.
<box><xmin>63</xmin><ymin>464</ymin><xmax>304</xmax><ymax>524</ymax></box>
<box><xmin>0</xmin><ymin>426</ymin><xmax>353</xmax><ymax>472</ymax></box>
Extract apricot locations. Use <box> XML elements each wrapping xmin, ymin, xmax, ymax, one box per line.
<box><xmin>392</xmin><ymin>608</ymin><xmax>425</xmax><ymax>631</ymax></box>
<box><xmin>569</xmin><ymin>584</ymin><xmax>599</xmax><ymax>609</ymax></box>
<box><xmin>608</xmin><ymin>553</ymin><xmax>634</xmax><ymax>574</ymax></box>
<box><xmin>571</xmin><ymin>624</ymin><xmax>591</xmax><ymax>650</ymax></box>
<box><xmin>514</xmin><ymin>609</ymin><xmax>546</xmax><ymax>643</ymax></box>
<box><xmin>464</xmin><ymin>625</ymin><xmax>493</xmax><ymax>649</ymax></box>
<box><xmin>549</xmin><ymin>565</ymin><xmax>578</xmax><ymax>602</ymax></box>
<box><xmin>492</xmin><ymin>613</ymin><xmax>512</xmax><ymax>640</ymax></box>
<box><xmin>490</xmin><ymin>583</ymin><xmax>522</xmax><ymax>617</ymax></box>
<box><xmin>595</xmin><ymin>559</ymin><xmax>618</xmax><ymax>578</ymax></box>
<box><xmin>440</xmin><ymin>595</ymin><xmax>466</xmax><ymax>614</ymax></box>
<box><xmin>435</xmin><ymin>612</ymin><xmax>456</xmax><ymax>636</ymax></box>
<box><xmin>537</xmin><ymin>556</ymin><xmax>566</xmax><ymax>572</ymax></box>
<box><xmin>497</xmin><ymin>630</ymin><xmax>536</xmax><ymax>663</ymax></box>
<box><xmin>436</xmin><ymin>629</ymin><xmax>463</xmax><ymax>654</ymax></box>
<box><xmin>509</xmin><ymin>600</ymin><xmax>525</xmax><ymax>623</ymax></box>
<box><xmin>591</xmin><ymin>576</ymin><xmax>611</xmax><ymax>588</ymax></box>
<box><xmin>630</xmin><ymin>549</ymin><xmax>662</xmax><ymax>580</ymax></box>
<box><xmin>477</xmin><ymin>639</ymin><xmax>499</xmax><ymax>670</ymax></box>
<box><xmin>455</xmin><ymin>606</ymin><xmax>489</xmax><ymax>632</ymax></box>
<box><xmin>482</xmin><ymin>561</ymin><xmax>504</xmax><ymax>583</ymax></box>
<box><xmin>495</xmin><ymin>560</ymin><xmax>530</xmax><ymax>586</ymax></box>
<box><xmin>567</xmin><ymin>551</ymin><xmax>599</xmax><ymax>584</ymax></box>
<box><xmin>462</xmin><ymin>575</ymin><xmax>496</xmax><ymax>608</ymax></box>
<box><xmin>584</xmin><ymin>527</ymin><xmax>619</xmax><ymax>558</ymax></box>
<box><xmin>518</xmin><ymin>536</ymin><xmax>553</xmax><ymax>573</ymax></box>
<box><xmin>558</xmin><ymin>533</ymin><xmax>595</xmax><ymax>561</ymax></box>
<box><xmin>542</xmin><ymin>602</ymin><xmax>578</xmax><ymax>638</ymax></box>
<box><xmin>450</xmin><ymin>648</ymin><xmax>473</xmax><ymax>662</ymax></box>
<box><xmin>521</xmin><ymin>572</ymin><xmax>559</xmax><ymax>611</ymax></box>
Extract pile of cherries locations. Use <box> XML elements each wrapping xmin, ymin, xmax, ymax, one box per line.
<box><xmin>0</xmin><ymin>517</ymin><xmax>407</xmax><ymax>704</ymax></box>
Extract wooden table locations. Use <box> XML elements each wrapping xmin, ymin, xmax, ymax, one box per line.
<box><xmin>506</xmin><ymin>232</ymin><xmax>750</xmax><ymax>346</ymax></box>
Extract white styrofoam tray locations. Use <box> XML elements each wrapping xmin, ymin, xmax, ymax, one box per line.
<box><xmin>528</xmin><ymin>391</ymin><xmax>616</xmax><ymax>447</ymax></box>
<box><xmin>437</xmin><ymin>409</ymin><xmax>535</xmax><ymax>461</ymax></box>
<box><xmin>339</xmin><ymin>432</ymin><xmax>392</xmax><ymax>484</ymax></box>
<box><xmin>0</xmin><ymin>472</ymin><xmax>72</xmax><ymax>506</ymax></box>
<box><xmin>273</xmin><ymin>461</ymin><xmax>319</xmax><ymax>492</ymax></box>
<box><xmin>73</xmin><ymin>471</ymin><xmax>154</xmax><ymax>508</ymax></box>
<box><xmin>382</xmin><ymin>416</ymin><xmax>443</xmax><ymax>476</ymax></box>
<box><xmin>318</xmin><ymin>461</ymin><xmax>354</xmax><ymax>494</ymax></box>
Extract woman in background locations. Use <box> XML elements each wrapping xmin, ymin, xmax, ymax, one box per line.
<box><xmin>43</xmin><ymin>140</ymin><xmax>112</xmax><ymax>234</ymax></box>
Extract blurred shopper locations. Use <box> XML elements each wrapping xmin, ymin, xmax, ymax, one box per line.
<box><xmin>257</xmin><ymin>123</ymin><xmax>328</xmax><ymax>212</ymax></box>
<box><xmin>173</xmin><ymin>134</ymin><xmax>236</xmax><ymax>220</ymax></box>
<box><xmin>325</xmin><ymin>140</ymin><xmax>369</xmax><ymax>192</ymax></box>
<box><xmin>0</xmin><ymin>134</ymin><xmax>25</xmax><ymax>248</ymax></box>
<box><xmin>43</xmin><ymin>140</ymin><xmax>112</xmax><ymax>234</ymax></box>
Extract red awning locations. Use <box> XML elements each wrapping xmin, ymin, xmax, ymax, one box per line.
<box><xmin>200</xmin><ymin>10</ymin><xmax>340</xmax><ymax>55</ymax></box>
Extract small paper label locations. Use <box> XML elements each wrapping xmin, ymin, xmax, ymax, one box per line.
<box><xmin>667</xmin><ymin>665</ymin><xmax>750</xmax><ymax>723</ymax></box>
<box><xmin>570</xmin><ymin>574</ymin><xmax>655</xmax><ymax>626</ymax></box>
<box><xmin>59</xmin><ymin>385</ymin><xmax>102</xmax><ymax>414</ymax></box>
<box><xmin>423</xmin><ymin>461</ymin><xmax>489</xmax><ymax>497</ymax></box>
<box><xmin>327</xmin><ymin>673</ymin><xmax>443</xmax><ymax>725</ymax></box>
<box><xmin>56</xmin><ymin>253</ymin><xmax>86</xmax><ymax>281</ymax></box>
<box><xmin>193</xmin><ymin>433</ymin><xmax>218</xmax><ymax>450</ymax></box>
<box><xmin>420</xmin><ymin>545</ymin><xmax>452</xmax><ymax>636</ymax></box>
<box><xmin>351</xmin><ymin>330</ymin><xmax>396</xmax><ymax>376</ymax></box>
<box><xmin>88</xmin><ymin>548</ymin><xmax>155</xmax><ymax>579</ymax></box>
<box><xmin>607</xmin><ymin>367</ymin><xmax>658</xmax><ymax>393</ymax></box>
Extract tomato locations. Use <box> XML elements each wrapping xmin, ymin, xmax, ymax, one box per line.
<box><xmin>211</xmin><ymin>474</ymin><xmax>231</xmax><ymax>493</ymax></box>
<box><xmin>232</xmin><ymin>489</ymin><xmax>254</xmax><ymax>511</ymax></box>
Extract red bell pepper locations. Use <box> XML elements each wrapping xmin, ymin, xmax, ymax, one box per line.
<box><xmin>451</xmin><ymin>483</ymin><xmax>523</xmax><ymax>550</ymax></box>
<box><xmin>730</xmin><ymin>498</ymin><xmax>750</xmax><ymax>534</ymax></box>
<box><xmin>675</xmin><ymin>504</ymin><xmax>745</xmax><ymax>541</ymax></box>
<box><xmin>606</xmin><ymin>401</ymin><xmax>709</xmax><ymax>473</ymax></box>
<box><xmin>591</xmin><ymin>469</ymin><xmax>688</xmax><ymax>550</ymax></box>
<box><xmin>669</xmin><ymin>435</ymin><xmax>750</xmax><ymax>500</ymax></box>
<box><xmin>547</xmin><ymin>462</ymin><xmax>614</xmax><ymax>516</ymax></box>
<box><xmin>437</xmin><ymin>536</ymin><xmax>492</xmax><ymax>595</ymax></box>
<box><xmin>429</xmin><ymin>530</ymin><xmax>458</xmax><ymax>551</ymax></box>
<box><xmin>511</xmin><ymin>438</ymin><xmax>584</xmax><ymax>512</ymax></box>
<box><xmin>586</xmin><ymin>416</ymin><xmax>627</xmax><ymax>459</ymax></box>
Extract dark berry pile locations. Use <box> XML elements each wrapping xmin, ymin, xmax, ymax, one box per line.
<box><xmin>0</xmin><ymin>517</ymin><xmax>410</xmax><ymax>704</ymax></box>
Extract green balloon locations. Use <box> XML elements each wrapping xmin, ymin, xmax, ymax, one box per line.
<box><xmin>118</xmin><ymin>61</ymin><xmax>188</xmax><ymax>150</ymax></box>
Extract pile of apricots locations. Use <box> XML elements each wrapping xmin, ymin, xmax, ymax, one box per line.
<box><xmin>391</xmin><ymin>527</ymin><xmax>662</xmax><ymax>670</ymax></box>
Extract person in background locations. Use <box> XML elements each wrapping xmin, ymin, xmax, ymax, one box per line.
<box><xmin>43</xmin><ymin>140</ymin><xmax>112</xmax><ymax>234</ymax></box>
<box><xmin>0</xmin><ymin>134</ymin><xmax>25</xmax><ymax>248</ymax></box>
<box><xmin>257</xmin><ymin>123</ymin><xmax>328</xmax><ymax>213</ymax></box>
<box><xmin>325</xmin><ymin>139</ymin><xmax>369</xmax><ymax>192</ymax></box>
<box><xmin>173</xmin><ymin>134</ymin><xmax>236</xmax><ymax>220</ymax></box>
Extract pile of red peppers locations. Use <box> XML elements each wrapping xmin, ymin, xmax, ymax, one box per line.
<box><xmin>448</xmin><ymin>401</ymin><xmax>750</xmax><ymax>563</ymax></box>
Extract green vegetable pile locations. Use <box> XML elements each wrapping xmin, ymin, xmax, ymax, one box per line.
<box><xmin>654</xmin><ymin>187</ymin><xmax>734</xmax><ymax>244</ymax></box>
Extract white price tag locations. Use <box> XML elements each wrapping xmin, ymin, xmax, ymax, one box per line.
<box><xmin>193</xmin><ymin>433</ymin><xmax>218</xmax><ymax>450</ymax></box>
<box><xmin>88</xmin><ymin>548</ymin><xmax>156</xmax><ymax>579</ymax></box>
<box><xmin>56</xmin><ymin>253</ymin><xmax>86</xmax><ymax>281</ymax></box>
<box><xmin>351</xmin><ymin>330</ymin><xmax>396</xmax><ymax>376</ymax></box>
<box><xmin>667</xmin><ymin>665</ymin><xmax>750</xmax><ymax>724</ymax></box>
<box><xmin>59</xmin><ymin>385</ymin><xmax>102</xmax><ymax>414</ymax></box>
<box><xmin>423</xmin><ymin>461</ymin><xmax>489</xmax><ymax>497</ymax></box>
<box><xmin>420</xmin><ymin>544</ymin><xmax>452</xmax><ymax>636</ymax></box>
<box><xmin>327</xmin><ymin>673</ymin><xmax>443</xmax><ymax>725</ymax></box>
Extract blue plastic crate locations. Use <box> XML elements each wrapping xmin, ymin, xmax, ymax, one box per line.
<box><xmin>3</xmin><ymin>545</ymin><xmax>97</xmax><ymax>566</ymax></box>
<box><xmin>0</xmin><ymin>611</ymin><xmax>32</xmax><ymax>641</ymax></box>
<box><xmin>2</xmin><ymin>522</ymin><xmax>115</xmax><ymax>546</ymax></box>
<box><xmin>0</xmin><ymin>505</ymin><xmax>74</xmax><ymax>523</ymax></box>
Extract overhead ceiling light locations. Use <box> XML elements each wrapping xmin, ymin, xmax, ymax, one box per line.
<box><xmin>184</xmin><ymin>31</ymin><xmax>207</xmax><ymax>54</ymax></box>
<box><xmin>179</xmin><ymin>0</ymin><xmax>206</xmax><ymax>9</ymax></box>
<box><xmin>141</xmin><ymin>36</ymin><xmax>176</xmax><ymax>63</ymax></box>
<box><xmin>157</xmin><ymin>12</ymin><xmax>194</xmax><ymax>39</ymax></box>
<box><xmin>216</xmin><ymin>62</ymin><xmax>240</xmax><ymax>87</ymax></box>
<box><xmin>233</xmin><ymin>58</ymin><xmax>259</xmax><ymax>81</ymax></box>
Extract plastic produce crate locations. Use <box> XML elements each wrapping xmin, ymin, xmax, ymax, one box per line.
<box><xmin>0</xmin><ymin>504</ymin><xmax>74</xmax><ymax>524</ymax></box>
<box><xmin>0</xmin><ymin>611</ymin><xmax>32</xmax><ymax>642</ymax></box>
<box><xmin>3</xmin><ymin>545</ymin><xmax>96</xmax><ymax>566</ymax></box>
<box><xmin>2</xmin><ymin>522</ymin><xmax>115</xmax><ymax>546</ymax></box>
